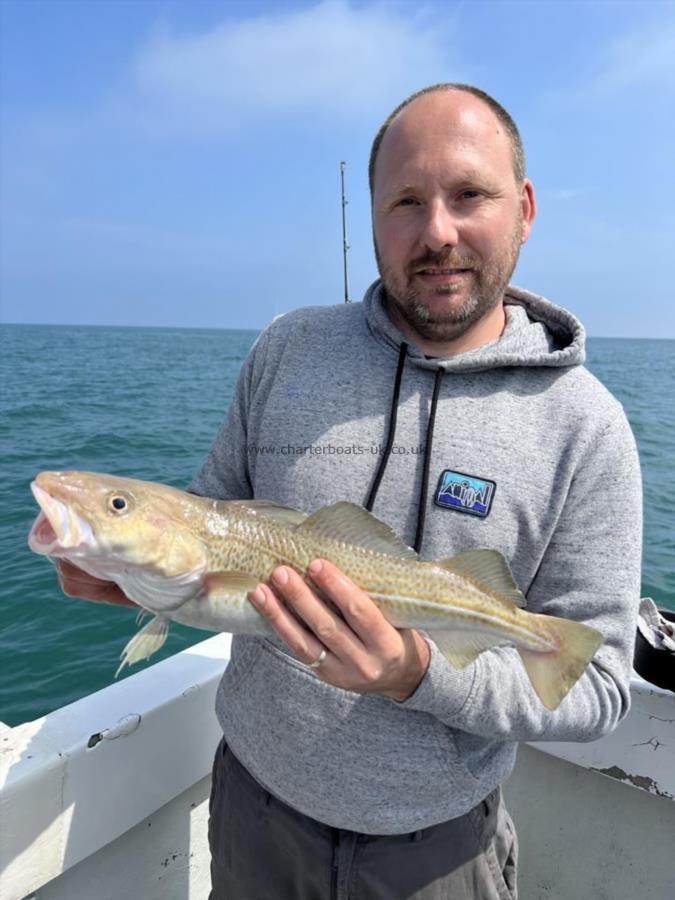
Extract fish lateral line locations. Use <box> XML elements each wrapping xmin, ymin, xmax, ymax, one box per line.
<box><xmin>367</xmin><ymin>591</ymin><xmax>554</xmax><ymax>648</ymax></box>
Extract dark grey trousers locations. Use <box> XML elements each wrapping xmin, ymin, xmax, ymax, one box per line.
<box><xmin>208</xmin><ymin>739</ymin><xmax>517</xmax><ymax>900</ymax></box>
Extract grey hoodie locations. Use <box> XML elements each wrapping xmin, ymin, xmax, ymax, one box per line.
<box><xmin>189</xmin><ymin>280</ymin><xmax>642</xmax><ymax>834</ymax></box>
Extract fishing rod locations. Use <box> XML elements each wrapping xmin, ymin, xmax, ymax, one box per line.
<box><xmin>340</xmin><ymin>161</ymin><xmax>350</xmax><ymax>303</ymax></box>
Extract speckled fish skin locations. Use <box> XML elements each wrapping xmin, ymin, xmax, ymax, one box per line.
<box><xmin>28</xmin><ymin>470</ymin><xmax>603</xmax><ymax>709</ymax></box>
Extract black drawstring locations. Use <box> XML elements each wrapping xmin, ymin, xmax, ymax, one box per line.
<box><xmin>364</xmin><ymin>341</ymin><xmax>444</xmax><ymax>555</ymax></box>
<box><xmin>364</xmin><ymin>342</ymin><xmax>408</xmax><ymax>512</ymax></box>
<box><xmin>414</xmin><ymin>367</ymin><xmax>444</xmax><ymax>553</ymax></box>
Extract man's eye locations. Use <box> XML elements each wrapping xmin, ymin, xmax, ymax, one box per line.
<box><xmin>396</xmin><ymin>197</ymin><xmax>419</xmax><ymax>207</ymax></box>
<box><xmin>459</xmin><ymin>190</ymin><xmax>483</xmax><ymax>201</ymax></box>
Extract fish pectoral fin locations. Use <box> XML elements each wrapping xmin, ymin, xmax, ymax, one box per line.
<box><xmin>116</xmin><ymin>615</ymin><xmax>170</xmax><ymax>677</ymax></box>
<box><xmin>432</xmin><ymin>630</ymin><xmax>503</xmax><ymax>668</ymax></box>
<box><xmin>224</xmin><ymin>500</ymin><xmax>308</xmax><ymax>527</ymax></box>
<box><xmin>295</xmin><ymin>502</ymin><xmax>418</xmax><ymax>559</ymax></box>
<box><xmin>440</xmin><ymin>550</ymin><xmax>526</xmax><ymax>608</ymax></box>
<box><xmin>204</xmin><ymin>571</ymin><xmax>260</xmax><ymax>600</ymax></box>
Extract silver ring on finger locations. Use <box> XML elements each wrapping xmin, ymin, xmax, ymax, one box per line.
<box><xmin>308</xmin><ymin>648</ymin><xmax>328</xmax><ymax>669</ymax></box>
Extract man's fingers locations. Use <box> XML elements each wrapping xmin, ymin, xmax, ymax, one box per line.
<box><xmin>269</xmin><ymin>565</ymin><xmax>366</xmax><ymax>662</ymax></box>
<box><xmin>56</xmin><ymin>560</ymin><xmax>135</xmax><ymax>607</ymax></box>
<box><xmin>306</xmin><ymin>559</ymin><xmax>391</xmax><ymax>647</ymax></box>
<box><xmin>248</xmin><ymin>582</ymin><xmax>329</xmax><ymax>667</ymax></box>
<box><xmin>248</xmin><ymin>564</ymin><xmax>430</xmax><ymax>698</ymax></box>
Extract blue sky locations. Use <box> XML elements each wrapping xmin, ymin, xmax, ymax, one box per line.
<box><xmin>1</xmin><ymin>0</ymin><xmax>674</xmax><ymax>336</ymax></box>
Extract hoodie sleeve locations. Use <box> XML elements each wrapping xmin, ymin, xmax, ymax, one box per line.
<box><xmin>187</xmin><ymin>329</ymin><xmax>271</xmax><ymax>501</ymax></box>
<box><xmin>401</xmin><ymin>408</ymin><xmax>643</xmax><ymax>743</ymax></box>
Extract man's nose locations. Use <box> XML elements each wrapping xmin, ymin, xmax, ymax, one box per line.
<box><xmin>419</xmin><ymin>201</ymin><xmax>460</xmax><ymax>252</ymax></box>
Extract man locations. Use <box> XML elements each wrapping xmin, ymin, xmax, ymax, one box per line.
<box><xmin>59</xmin><ymin>84</ymin><xmax>642</xmax><ymax>899</ymax></box>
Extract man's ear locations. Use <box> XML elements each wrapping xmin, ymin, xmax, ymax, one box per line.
<box><xmin>520</xmin><ymin>179</ymin><xmax>537</xmax><ymax>244</ymax></box>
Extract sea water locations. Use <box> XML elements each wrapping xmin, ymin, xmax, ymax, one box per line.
<box><xmin>1</xmin><ymin>324</ymin><xmax>672</xmax><ymax>726</ymax></box>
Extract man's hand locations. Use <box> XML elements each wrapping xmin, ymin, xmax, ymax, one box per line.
<box><xmin>248</xmin><ymin>559</ymin><xmax>431</xmax><ymax>701</ymax></box>
<box><xmin>56</xmin><ymin>560</ymin><xmax>136</xmax><ymax>607</ymax></box>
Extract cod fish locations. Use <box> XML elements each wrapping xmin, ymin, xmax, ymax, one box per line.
<box><xmin>28</xmin><ymin>471</ymin><xmax>603</xmax><ymax>710</ymax></box>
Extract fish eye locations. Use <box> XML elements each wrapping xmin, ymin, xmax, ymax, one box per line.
<box><xmin>108</xmin><ymin>494</ymin><xmax>129</xmax><ymax>514</ymax></box>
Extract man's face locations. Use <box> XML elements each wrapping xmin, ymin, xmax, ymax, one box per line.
<box><xmin>372</xmin><ymin>91</ymin><xmax>535</xmax><ymax>345</ymax></box>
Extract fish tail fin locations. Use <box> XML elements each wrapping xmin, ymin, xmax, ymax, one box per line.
<box><xmin>116</xmin><ymin>614</ymin><xmax>170</xmax><ymax>677</ymax></box>
<box><xmin>518</xmin><ymin>615</ymin><xmax>603</xmax><ymax>710</ymax></box>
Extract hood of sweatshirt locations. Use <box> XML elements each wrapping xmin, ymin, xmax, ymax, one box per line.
<box><xmin>363</xmin><ymin>279</ymin><xmax>586</xmax><ymax>372</ymax></box>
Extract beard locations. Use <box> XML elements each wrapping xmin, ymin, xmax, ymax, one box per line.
<box><xmin>376</xmin><ymin>217</ymin><xmax>524</xmax><ymax>344</ymax></box>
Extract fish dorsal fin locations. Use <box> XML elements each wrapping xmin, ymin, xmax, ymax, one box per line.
<box><xmin>227</xmin><ymin>500</ymin><xmax>308</xmax><ymax>528</ymax></box>
<box><xmin>440</xmin><ymin>549</ymin><xmax>526</xmax><ymax>608</ymax></box>
<box><xmin>295</xmin><ymin>502</ymin><xmax>418</xmax><ymax>560</ymax></box>
<box><xmin>432</xmin><ymin>630</ymin><xmax>503</xmax><ymax>668</ymax></box>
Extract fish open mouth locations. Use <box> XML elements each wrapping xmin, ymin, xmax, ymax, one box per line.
<box><xmin>28</xmin><ymin>481</ymin><xmax>94</xmax><ymax>556</ymax></box>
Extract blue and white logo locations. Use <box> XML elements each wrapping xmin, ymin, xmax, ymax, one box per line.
<box><xmin>434</xmin><ymin>469</ymin><xmax>496</xmax><ymax>518</ymax></box>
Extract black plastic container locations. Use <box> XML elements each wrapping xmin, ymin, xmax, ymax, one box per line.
<box><xmin>633</xmin><ymin>608</ymin><xmax>675</xmax><ymax>693</ymax></box>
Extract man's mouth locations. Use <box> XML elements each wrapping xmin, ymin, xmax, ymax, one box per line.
<box><xmin>414</xmin><ymin>267</ymin><xmax>474</xmax><ymax>284</ymax></box>
<box><xmin>416</xmin><ymin>267</ymin><xmax>471</xmax><ymax>275</ymax></box>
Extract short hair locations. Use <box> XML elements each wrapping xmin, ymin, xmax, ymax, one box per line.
<box><xmin>368</xmin><ymin>83</ymin><xmax>526</xmax><ymax>194</ymax></box>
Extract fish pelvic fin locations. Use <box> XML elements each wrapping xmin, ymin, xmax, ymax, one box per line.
<box><xmin>116</xmin><ymin>614</ymin><xmax>170</xmax><ymax>677</ymax></box>
<box><xmin>439</xmin><ymin>550</ymin><xmax>526</xmax><ymax>608</ymax></box>
<box><xmin>518</xmin><ymin>615</ymin><xmax>603</xmax><ymax>710</ymax></box>
<box><xmin>296</xmin><ymin>502</ymin><xmax>418</xmax><ymax>559</ymax></box>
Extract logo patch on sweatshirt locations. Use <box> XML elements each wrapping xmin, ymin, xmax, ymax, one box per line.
<box><xmin>434</xmin><ymin>469</ymin><xmax>496</xmax><ymax>518</ymax></box>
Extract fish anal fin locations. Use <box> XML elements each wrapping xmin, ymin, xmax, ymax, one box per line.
<box><xmin>116</xmin><ymin>615</ymin><xmax>170</xmax><ymax>677</ymax></box>
<box><xmin>296</xmin><ymin>502</ymin><xmax>418</xmax><ymax>559</ymax></box>
<box><xmin>518</xmin><ymin>614</ymin><xmax>603</xmax><ymax>710</ymax></box>
<box><xmin>432</xmin><ymin>630</ymin><xmax>503</xmax><ymax>668</ymax></box>
<box><xmin>440</xmin><ymin>550</ymin><xmax>526</xmax><ymax>608</ymax></box>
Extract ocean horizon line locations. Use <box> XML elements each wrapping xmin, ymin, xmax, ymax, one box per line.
<box><xmin>0</xmin><ymin>320</ymin><xmax>261</xmax><ymax>335</ymax></box>
<box><xmin>1</xmin><ymin>320</ymin><xmax>674</xmax><ymax>342</ymax></box>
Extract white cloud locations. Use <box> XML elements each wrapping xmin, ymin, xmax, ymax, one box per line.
<box><xmin>127</xmin><ymin>0</ymin><xmax>468</xmax><ymax>134</ymax></box>
<box><xmin>591</xmin><ymin>14</ymin><xmax>675</xmax><ymax>93</ymax></box>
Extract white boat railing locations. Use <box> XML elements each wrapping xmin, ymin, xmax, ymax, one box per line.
<box><xmin>1</xmin><ymin>635</ymin><xmax>229</xmax><ymax>900</ymax></box>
